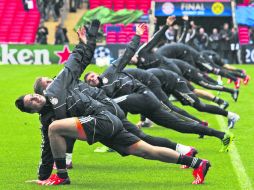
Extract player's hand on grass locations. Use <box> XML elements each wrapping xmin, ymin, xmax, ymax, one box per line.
<box><xmin>136</xmin><ymin>23</ymin><xmax>146</xmax><ymax>36</ymax></box>
<box><xmin>77</xmin><ymin>26</ymin><xmax>87</xmax><ymax>44</ymax></box>
<box><xmin>166</xmin><ymin>16</ymin><xmax>176</xmax><ymax>26</ymax></box>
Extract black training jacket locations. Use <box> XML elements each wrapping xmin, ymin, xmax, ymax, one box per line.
<box><xmin>136</xmin><ymin>25</ymin><xmax>169</xmax><ymax>69</ymax></box>
<box><xmin>99</xmin><ymin>35</ymin><xmax>146</xmax><ymax>98</ymax></box>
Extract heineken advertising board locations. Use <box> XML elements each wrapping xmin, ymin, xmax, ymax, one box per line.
<box><xmin>0</xmin><ymin>44</ymin><xmax>127</xmax><ymax>65</ymax></box>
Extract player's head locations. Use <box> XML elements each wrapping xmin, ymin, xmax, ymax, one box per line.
<box><xmin>34</xmin><ymin>77</ymin><xmax>53</xmax><ymax>94</ymax></box>
<box><xmin>130</xmin><ymin>54</ymin><xmax>138</xmax><ymax>65</ymax></box>
<box><xmin>84</xmin><ymin>72</ymin><xmax>100</xmax><ymax>87</ymax></box>
<box><xmin>15</xmin><ymin>94</ymin><xmax>46</xmax><ymax>113</ymax></box>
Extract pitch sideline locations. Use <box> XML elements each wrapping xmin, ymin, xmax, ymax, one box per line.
<box><xmin>216</xmin><ymin>116</ymin><xmax>253</xmax><ymax>190</ymax></box>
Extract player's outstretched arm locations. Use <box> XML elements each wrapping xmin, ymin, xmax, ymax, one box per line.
<box><xmin>137</xmin><ymin>16</ymin><xmax>175</xmax><ymax>54</ymax></box>
<box><xmin>112</xmin><ymin>23</ymin><xmax>146</xmax><ymax>72</ymax></box>
<box><xmin>46</xmin><ymin>21</ymin><xmax>100</xmax><ymax>101</ymax></box>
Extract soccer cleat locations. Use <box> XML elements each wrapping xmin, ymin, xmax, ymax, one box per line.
<box><xmin>181</xmin><ymin>147</ymin><xmax>198</xmax><ymax>169</ymax></box>
<box><xmin>192</xmin><ymin>160</ymin><xmax>211</xmax><ymax>184</ymax></box>
<box><xmin>94</xmin><ymin>146</ymin><xmax>115</xmax><ymax>153</ymax></box>
<box><xmin>231</xmin><ymin>89</ymin><xmax>239</xmax><ymax>102</ymax></box>
<box><xmin>234</xmin><ymin>78</ymin><xmax>241</xmax><ymax>89</ymax></box>
<box><xmin>228</xmin><ymin>112</ymin><xmax>240</xmax><ymax>129</ymax></box>
<box><xmin>38</xmin><ymin>174</ymin><xmax>70</xmax><ymax>185</ymax></box>
<box><xmin>243</xmin><ymin>75</ymin><xmax>250</xmax><ymax>85</ymax></box>
<box><xmin>220</xmin><ymin>132</ymin><xmax>234</xmax><ymax>152</ymax></box>
<box><xmin>219</xmin><ymin>101</ymin><xmax>229</xmax><ymax>110</ymax></box>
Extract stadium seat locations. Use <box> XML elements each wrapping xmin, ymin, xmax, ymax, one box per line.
<box><xmin>238</xmin><ymin>26</ymin><xmax>250</xmax><ymax>45</ymax></box>
<box><xmin>89</xmin><ymin>0</ymin><xmax>101</xmax><ymax>9</ymax></box>
<box><xmin>0</xmin><ymin>0</ymin><xmax>40</xmax><ymax>44</ymax></box>
<box><xmin>125</xmin><ymin>0</ymin><xmax>137</xmax><ymax>10</ymax></box>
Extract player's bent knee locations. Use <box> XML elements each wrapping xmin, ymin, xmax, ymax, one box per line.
<box><xmin>48</xmin><ymin>121</ymin><xmax>62</xmax><ymax>134</ymax></box>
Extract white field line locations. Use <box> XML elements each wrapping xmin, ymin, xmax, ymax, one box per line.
<box><xmin>216</xmin><ymin>116</ymin><xmax>253</xmax><ymax>190</ymax></box>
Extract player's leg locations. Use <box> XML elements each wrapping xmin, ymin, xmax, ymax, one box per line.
<box><xmin>45</xmin><ymin>117</ymin><xmax>86</xmax><ymax>185</ymax></box>
<box><xmin>65</xmin><ymin>137</ymin><xmax>75</xmax><ymax>168</ymax></box>
<box><xmin>126</xmin><ymin>140</ymin><xmax>211</xmax><ymax>184</ymax></box>
<box><xmin>122</xmin><ymin>118</ymin><xmax>196</xmax><ymax>157</ymax></box>
<box><xmin>150</xmin><ymin>85</ymin><xmax>202</xmax><ymax>123</ymax></box>
<box><xmin>190</xmin><ymin>69</ymin><xmax>238</xmax><ymax>99</ymax></box>
<box><xmin>193</xmin><ymin>88</ymin><xmax>229</xmax><ymax>109</ymax></box>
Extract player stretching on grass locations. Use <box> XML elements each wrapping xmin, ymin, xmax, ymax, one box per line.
<box><xmin>16</xmin><ymin>21</ymin><xmax>211</xmax><ymax>185</ymax></box>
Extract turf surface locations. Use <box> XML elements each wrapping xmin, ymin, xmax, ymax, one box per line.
<box><xmin>0</xmin><ymin>64</ymin><xmax>253</xmax><ymax>190</ymax></box>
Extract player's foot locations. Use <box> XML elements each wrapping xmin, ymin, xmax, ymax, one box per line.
<box><xmin>198</xmin><ymin>122</ymin><xmax>208</xmax><ymax>139</ymax></box>
<box><xmin>38</xmin><ymin>174</ymin><xmax>70</xmax><ymax>185</ymax></box>
<box><xmin>219</xmin><ymin>100</ymin><xmax>229</xmax><ymax>110</ymax></box>
<box><xmin>231</xmin><ymin>89</ymin><xmax>239</xmax><ymax>102</ymax></box>
<box><xmin>181</xmin><ymin>147</ymin><xmax>198</xmax><ymax>169</ymax></box>
<box><xmin>243</xmin><ymin>75</ymin><xmax>250</xmax><ymax>85</ymax></box>
<box><xmin>234</xmin><ymin>78</ymin><xmax>241</xmax><ymax>89</ymax></box>
<box><xmin>220</xmin><ymin>132</ymin><xmax>234</xmax><ymax>152</ymax></box>
<box><xmin>192</xmin><ymin>160</ymin><xmax>211</xmax><ymax>184</ymax></box>
<box><xmin>94</xmin><ymin>146</ymin><xmax>115</xmax><ymax>153</ymax></box>
<box><xmin>228</xmin><ymin>112</ymin><xmax>240</xmax><ymax>129</ymax></box>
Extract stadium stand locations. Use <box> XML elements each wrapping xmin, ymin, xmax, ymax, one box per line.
<box><xmin>0</xmin><ymin>0</ymin><xmax>40</xmax><ymax>44</ymax></box>
<box><xmin>238</xmin><ymin>26</ymin><xmax>250</xmax><ymax>44</ymax></box>
<box><xmin>89</xmin><ymin>0</ymin><xmax>150</xmax><ymax>44</ymax></box>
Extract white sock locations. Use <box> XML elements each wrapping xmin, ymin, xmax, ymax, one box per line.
<box><xmin>176</xmin><ymin>144</ymin><xmax>191</xmax><ymax>155</ymax></box>
<box><xmin>66</xmin><ymin>153</ymin><xmax>72</xmax><ymax>165</ymax></box>
<box><xmin>227</xmin><ymin>111</ymin><xmax>234</xmax><ymax>119</ymax></box>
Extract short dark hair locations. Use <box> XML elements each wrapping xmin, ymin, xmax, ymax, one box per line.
<box><xmin>15</xmin><ymin>95</ymin><xmax>32</xmax><ymax>113</ymax></box>
<box><xmin>84</xmin><ymin>72</ymin><xmax>92</xmax><ymax>82</ymax></box>
<box><xmin>33</xmin><ymin>77</ymin><xmax>44</xmax><ymax>95</ymax></box>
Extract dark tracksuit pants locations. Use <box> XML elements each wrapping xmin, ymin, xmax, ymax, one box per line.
<box><xmin>197</xmin><ymin>58</ymin><xmax>238</xmax><ymax>82</ymax></box>
<box><xmin>185</xmin><ymin>68</ymin><xmax>235</xmax><ymax>94</ymax></box>
<box><xmin>148</xmin><ymin>84</ymin><xmax>202</xmax><ymax>123</ymax></box>
<box><xmin>117</xmin><ymin>89</ymin><xmax>225</xmax><ymax>139</ymax></box>
<box><xmin>171</xmin><ymin>79</ymin><xmax>228</xmax><ymax>117</ymax></box>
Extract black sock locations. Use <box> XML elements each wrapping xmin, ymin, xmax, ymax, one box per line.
<box><xmin>213</xmin><ymin>97</ymin><xmax>224</xmax><ymax>105</ymax></box>
<box><xmin>177</xmin><ymin>154</ymin><xmax>202</xmax><ymax>169</ymax></box>
<box><xmin>54</xmin><ymin>158</ymin><xmax>68</xmax><ymax>179</ymax></box>
<box><xmin>144</xmin><ymin>135</ymin><xmax>177</xmax><ymax>150</ymax></box>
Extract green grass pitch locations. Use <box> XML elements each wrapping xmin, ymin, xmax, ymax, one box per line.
<box><xmin>0</xmin><ymin>64</ymin><xmax>253</xmax><ymax>190</ymax></box>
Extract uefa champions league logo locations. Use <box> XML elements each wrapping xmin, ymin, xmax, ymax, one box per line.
<box><xmin>94</xmin><ymin>46</ymin><xmax>112</xmax><ymax>67</ymax></box>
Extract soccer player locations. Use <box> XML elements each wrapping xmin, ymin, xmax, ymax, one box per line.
<box><xmin>16</xmin><ymin>21</ymin><xmax>211</xmax><ymax>185</ymax></box>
